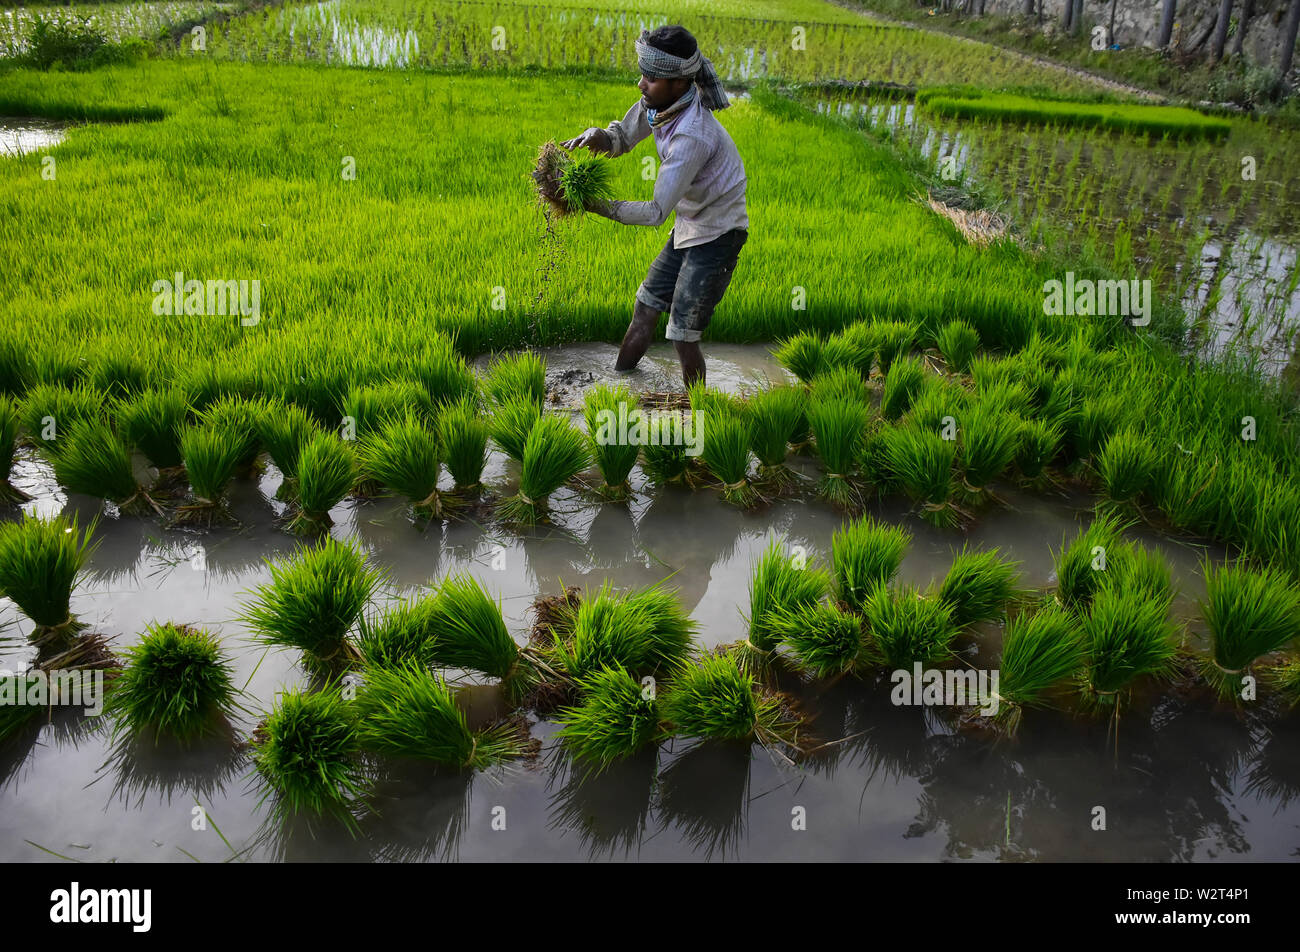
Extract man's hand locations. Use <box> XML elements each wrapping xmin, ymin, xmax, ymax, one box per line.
<box><xmin>561</xmin><ymin>127</ymin><xmax>613</xmax><ymax>155</ymax></box>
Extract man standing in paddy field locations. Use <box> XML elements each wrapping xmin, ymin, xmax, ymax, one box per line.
<box><xmin>562</xmin><ymin>24</ymin><xmax>749</xmax><ymax>389</ymax></box>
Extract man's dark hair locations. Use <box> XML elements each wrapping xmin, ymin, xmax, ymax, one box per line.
<box><xmin>646</xmin><ymin>25</ymin><xmax>697</xmax><ymax>59</ymax></box>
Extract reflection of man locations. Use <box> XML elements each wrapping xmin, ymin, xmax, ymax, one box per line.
<box><xmin>562</xmin><ymin>25</ymin><xmax>748</xmax><ymax>389</ymax></box>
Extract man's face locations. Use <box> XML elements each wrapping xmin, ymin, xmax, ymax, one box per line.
<box><xmin>639</xmin><ymin>75</ymin><xmax>691</xmax><ymax>110</ymax></box>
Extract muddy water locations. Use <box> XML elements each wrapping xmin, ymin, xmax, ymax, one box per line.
<box><xmin>3</xmin><ymin>342</ymin><xmax>1298</xmax><ymax>862</ymax></box>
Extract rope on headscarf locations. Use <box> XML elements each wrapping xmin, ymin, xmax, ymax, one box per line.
<box><xmin>634</xmin><ymin>29</ymin><xmax>729</xmax><ymax>111</ymax></box>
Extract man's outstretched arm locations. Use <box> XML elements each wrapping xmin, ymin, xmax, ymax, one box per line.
<box><xmin>562</xmin><ymin>101</ymin><xmax>651</xmax><ymax>158</ymax></box>
<box><xmin>584</xmin><ymin>132</ymin><xmax>709</xmax><ymax>227</ymax></box>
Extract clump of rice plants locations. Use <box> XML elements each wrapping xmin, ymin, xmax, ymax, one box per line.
<box><xmin>905</xmin><ymin>380</ymin><xmax>968</xmax><ymax>432</ymax></box>
<box><xmin>696</xmin><ymin>399</ymin><xmax>757</xmax><ymax>508</ymax></box>
<box><xmin>956</xmin><ymin>403</ymin><xmax>1020</xmax><ymax>499</ymax></box>
<box><xmin>356</xmin><ymin>596</ymin><xmax>440</xmax><ymax>670</ymax></box>
<box><xmin>1098</xmin><ymin>540</ymin><xmax>1174</xmax><ymax>609</ymax></box>
<box><xmin>738</xmin><ymin>539</ymin><xmax>830</xmax><ymax>672</ymax></box>
<box><xmin>359</xmin><ymin>415</ymin><xmax>450</xmax><ymax>521</ymax></box>
<box><xmin>863</xmin><ymin>584</ymin><xmax>957</xmax><ymax>668</ymax></box>
<box><xmin>19</xmin><ymin>382</ymin><xmax>105</xmax><ymax>455</ymax></box>
<box><xmin>411</xmin><ymin>334</ymin><xmax>477</xmax><ymax>407</ymax></box>
<box><xmin>428</xmin><ymin>573</ymin><xmax>525</xmax><ymax>692</ymax></box>
<box><xmin>1199</xmin><ymin>562</ymin><xmax>1300</xmax><ymax>702</ymax></box>
<box><xmin>834</xmin><ymin>322</ymin><xmax>880</xmax><ymax>379</ymax></box>
<box><xmin>583</xmin><ymin>384</ymin><xmax>640</xmax><ymax>500</ymax></box>
<box><xmin>874</xmin><ymin>321</ymin><xmax>916</xmax><ymax>373</ymax></box>
<box><xmin>1079</xmin><ymin>587</ymin><xmax>1178</xmax><ymax>710</ymax></box>
<box><xmin>832</xmin><ymin>515</ymin><xmax>910</xmax><ymax>612</ymax></box>
<box><xmin>746</xmin><ymin>385</ymin><xmax>804</xmax><ymax>490</ymax></box>
<box><xmin>173</xmin><ymin>424</ymin><xmax>244</xmax><ymax>527</ymax></box>
<box><xmin>770</xmin><ymin>602</ymin><xmax>870</xmax><ymax>678</ymax></box>
<box><xmin>117</xmin><ymin>387</ymin><xmax>189</xmax><ymax>475</ymax></box>
<box><xmin>0</xmin><ymin>511</ymin><xmax>98</xmax><ymax>645</ymax></box>
<box><xmin>255</xmin><ymin>399</ymin><xmax>318</xmax><ymax>501</ymax></box>
<box><xmin>0</xmin><ymin>397</ymin><xmax>30</xmax><ymax>503</ymax></box>
<box><xmin>240</xmin><ymin>537</ymin><xmax>381</xmax><ymax>675</ymax></box>
<box><xmin>533</xmin><ymin>141</ymin><xmax>614</xmax><ymax>215</ymax></box>
<box><xmin>879</xmin><ymin>423</ymin><xmax>965</xmax><ymax>528</ymax></box>
<box><xmin>809</xmin><ymin>365</ymin><xmax>868</xmax><ymax>407</ymax></box>
<box><xmin>550</xmin><ymin>581</ymin><xmax>696</xmax><ymax>683</ymax></box>
<box><xmin>661</xmin><ymin>653</ymin><xmax>798</xmax><ymax>747</ymax></box>
<box><xmin>773</xmin><ymin>332</ymin><xmax>826</xmax><ymax>383</ymax></box>
<box><xmin>438</xmin><ymin>396</ymin><xmax>489</xmax><ymax>495</ymax></box>
<box><xmin>1267</xmin><ymin>657</ymin><xmax>1300</xmax><ymax>708</ymax></box>
<box><xmin>198</xmin><ymin>395</ymin><xmax>263</xmax><ymax>475</ymax></box>
<box><xmin>939</xmin><ymin>546</ymin><xmax>1022</xmax><ymax>627</ymax></box>
<box><xmin>1097</xmin><ymin>428</ymin><xmax>1160</xmax><ymax>508</ymax></box>
<box><xmin>555</xmin><ymin>665</ymin><xmax>662</xmax><ymax>773</ymax></box>
<box><xmin>484</xmin><ymin>351</ymin><xmax>546</xmax><ymax>407</ymax></box>
<box><xmin>993</xmin><ymin>604</ymin><xmax>1085</xmax><ymax>735</ymax></box>
<box><xmin>641</xmin><ymin>437</ymin><xmax>692</xmax><ymax>486</ymax></box>
<box><xmin>880</xmin><ymin>355</ymin><xmax>929</xmax><ymax>421</ymax></box>
<box><xmin>288</xmin><ymin>432</ymin><xmax>356</xmax><ymax>534</ymax></box>
<box><xmin>1052</xmin><ymin>511</ymin><xmax>1127</xmax><ymax>611</ymax></box>
<box><xmin>341</xmin><ymin>381</ymin><xmax>434</xmax><ymax>437</ymax></box>
<box><xmin>253</xmin><ymin>688</ymin><xmax>365</xmax><ymax>830</ymax></box>
<box><xmin>355</xmin><ymin>663</ymin><xmax>525</xmax><ymax>768</ymax></box>
<box><xmin>104</xmin><ymin>622</ymin><xmax>240</xmax><ymax>744</ymax></box>
<box><xmin>807</xmin><ymin>396</ymin><xmax>869</xmax><ymax>508</ymax></box>
<box><xmin>500</xmin><ymin>413</ymin><xmax>590</xmax><ymax>525</ymax></box>
<box><xmin>52</xmin><ymin>419</ymin><xmax>165</xmax><ymax>517</ymax></box>
<box><xmin>935</xmin><ymin>320</ymin><xmax>979</xmax><ymax>374</ymax></box>
<box><xmin>1015</xmin><ymin>417</ymin><xmax>1062</xmax><ymax>483</ymax></box>
<box><xmin>491</xmin><ymin>396</ymin><xmax>542</xmax><ymax>462</ymax></box>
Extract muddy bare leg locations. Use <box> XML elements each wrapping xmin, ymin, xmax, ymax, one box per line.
<box><xmin>674</xmin><ymin>340</ymin><xmax>705</xmax><ymax>389</ymax></box>
<box><xmin>615</xmin><ymin>301</ymin><xmax>661</xmax><ymax>371</ymax></box>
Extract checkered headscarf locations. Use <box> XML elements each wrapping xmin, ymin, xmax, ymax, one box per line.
<box><xmin>635</xmin><ymin>30</ymin><xmax>729</xmax><ymax>111</ymax></box>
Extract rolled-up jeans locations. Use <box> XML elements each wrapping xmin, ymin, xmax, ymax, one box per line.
<box><xmin>635</xmin><ymin>227</ymin><xmax>749</xmax><ymax>343</ymax></box>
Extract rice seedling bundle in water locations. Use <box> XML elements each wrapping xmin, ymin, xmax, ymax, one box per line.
<box><xmin>935</xmin><ymin>320</ymin><xmax>979</xmax><ymax>374</ymax></box>
<box><xmin>52</xmin><ymin>419</ymin><xmax>163</xmax><ymax>516</ymax></box>
<box><xmin>583</xmin><ymin>384</ymin><xmax>640</xmax><ymax>499</ymax></box>
<box><xmin>411</xmin><ymin>334</ymin><xmax>478</xmax><ymax>407</ymax></box>
<box><xmin>906</xmin><ymin>380</ymin><xmax>968</xmax><ymax>432</ymax></box>
<box><xmin>356</xmin><ymin>595</ymin><xmax>441</xmax><ymax>671</ymax></box>
<box><xmin>774</xmin><ymin>332</ymin><xmax>827</xmax><ymax>383</ymax></box>
<box><xmin>342</xmin><ymin>381</ymin><xmax>434</xmax><ymax>437</ymax></box>
<box><xmin>746</xmin><ymin>385</ymin><xmax>804</xmax><ymax>488</ymax></box>
<box><xmin>437</xmin><ymin>396</ymin><xmax>489</xmax><ymax>493</ymax></box>
<box><xmin>240</xmin><ymin>537</ymin><xmax>381</xmax><ymax>674</ymax></box>
<box><xmin>994</xmin><ymin>604</ymin><xmax>1085</xmax><ymax>733</ymax></box>
<box><xmin>1053</xmin><ymin>511</ymin><xmax>1126</xmax><ymax>611</ymax></box>
<box><xmin>828</xmin><ymin>322</ymin><xmax>877</xmax><ymax>378</ymax></box>
<box><xmin>974</xmin><ymin>379</ymin><xmax>1033</xmax><ymax>418</ymax></box>
<box><xmin>104</xmin><ymin>622</ymin><xmax>239</xmax><ymax>743</ymax></box>
<box><xmin>502</xmin><ymin>413</ymin><xmax>590</xmax><ymax>524</ymax></box>
<box><xmin>1080</xmin><ymin>587</ymin><xmax>1178</xmax><ymax>705</ymax></box>
<box><xmin>807</xmin><ymin>396</ymin><xmax>869</xmax><ymax>508</ymax></box>
<box><xmin>358</xmin><ymin>415</ymin><xmax>446</xmax><ymax>519</ymax></box>
<box><xmin>939</xmin><ymin>546</ymin><xmax>1022</xmax><ymax>627</ymax></box>
<box><xmin>355</xmin><ymin>662</ymin><xmax>524</xmax><ymax>768</ymax></box>
<box><xmin>555</xmin><ymin>664</ymin><xmax>661</xmax><ymax>773</ymax></box>
<box><xmin>533</xmin><ymin>140</ymin><xmax>615</xmax><ymax>215</ymax></box>
<box><xmin>881</xmin><ymin>355</ymin><xmax>929</xmax><ymax>421</ymax></box>
<box><xmin>1199</xmin><ymin>562</ymin><xmax>1300</xmax><ymax>701</ymax></box>
<box><xmin>117</xmin><ymin>387</ymin><xmax>188</xmax><ymax>471</ymax></box>
<box><xmin>1074</xmin><ymin>395</ymin><xmax>1127</xmax><ymax>462</ymax></box>
<box><xmin>20</xmin><ymin>382</ymin><xmax>105</xmax><ymax>455</ymax></box>
<box><xmin>176</xmin><ymin>424</ymin><xmax>244</xmax><ymax>526</ymax></box>
<box><xmin>863</xmin><ymin>583</ymin><xmax>957</xmax><ymax>668</ymax></box>
<box><xmin>254</xmin><ymin>688</ymin><xmax>365</xmax><ymax>828</ymax></box>
<box><xmin>290</xmin><ymin>432</ymin><xmax>356</xmax><ymax>533</ymax></box>
<box><xmin>746</xmin><ymin>538</ymin><xmax>831</xmax><ymax>654</ymax></box>
<box><xmin>1015</xmin><ymin>417</ymin><xmax>1062</xmax><ymax>480</ymax></box>
<box><xmin>1097</xmin><ymin>540</ymin><xmax>1174</xmax><ymax>609</ymax></box>
<box><xmin>641</xmin><ymin>437</ymin><xmax>691</xmax><ymax>486</ymax></box>
<box><xmin>0</xmin><ymin>396</ymin><xmax>29</xmax><ymax>503</ymax></box>
<box><xmin>879</xmin><ymin>423</ymin><xmax>962</xmax><ymax>527</ymax></box>
<box><xmin>0</xmin><ymin>511</ymin><xmax>97</xmax><ymax>641</ymax></box>
<box><xmin>809</xmin><ymin>365</ymin><xmax>868</xmax><ymax>408</ymax></box>
<box><xmin>198</xmin><ymin>395</ymin><xmax>263</xmax><ymax>471</ymax></box>
<box><xmin>491</xmin><ymin>396</ymin><xmax>542</xmax><ymax>463</ymax></box>
<box><xmin>552</xmin><ymin>582</ymin><xmax>694</xmax><ymax>682</ymax></box>
<box><xmin>957</xmin><ymin>403</ymin><xmax>1020</xmax><ymax>494</ymax></box>
<box><xmin>256</xmin><ymin>399</ymin><xmax>318</xmax><ymax>495</ymax></box>
<box><xmin>698</xmin><ymin>404</ymin><xmax>757</xmax><ymax>508</ymax></box>
<box><xmin>428</xmin><ymin>573</ymin><xmax>520</xmax><ymax>683</ymax></box>
<box><xmin>484</xmin><ymin>351</ymin><xmax>546</xmax><ymax>408</ymax></box>
<box><xmin>874</xmin><ymin>321</ymin><xmax>916</xmax><ymax>373</ymax></box>
<box><xmin>1097</xmin><ymin>428</ymin><xmax>1160</xmax><ymax>505</ymax></box>
<box><xmin>832</xmin><ymin>515</ymin><xmax>910</xmax><ymax>613</ymax></box>
<box><xmin>661</xmin><ymin>652</ymin><xmax>790</xmax><ymax>744</ymax></box>
<box><xmin>771</xmin><ymin>601</ymin><xmax>870</xmax><ymax>678</ymax></box>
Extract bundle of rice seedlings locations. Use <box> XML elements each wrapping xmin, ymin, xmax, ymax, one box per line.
<box><xmin>1073</xmin><ymin>394</ymin><xmax>1127</xmax><ymax>462</ymax></box>
<box><xmin>1199</xmin><ymin>562</ymin><xmax>1300</xmax><ymax>702</ymax></box>
<box><xmin>1098</xmin><ymin>541</ymin><xmax>1174</xmax><ymax>609</ymax></box>
<box><xmin>835</xmin><ymin>322</ymin><xmax>880</xmax><ymax>378</ymax></box>
<box><xmin>437</xmin><ymin>396</ymin><xmax>489</xmax><ymax>494</ymax></box>
<box><xmin>117</xmin><ymin>387</ymin><xmax>189</xmax><ymax>474</ymax></box>
<box><xmin>773</xmin><ymin>332</ymin><xmax>826</xmax><ymax>383</ymax></box>
<box><xmin>641</xmin><ymin>438</ymin><xmax>692</xmax><ymax>486</ymax></box>
<box><xmin>1097</xmin><ymin>428</ymin><xmax>1160</xmax><ymax>507</ymax></box>
<box><xmin>1079</xmin><ymin>587</ymin><xmax>1178</xmax><ymax>709</ymax></box>
<box><xmin>746</xmin><ymin>385</ymin><xmax>804</xmax><ymax>490</ymax></box>
<box><xmin>19</xmin><ymin>382</ymin><xmax>105</xmax><ymax>455</ymax></box>
<box><xmin>104</xmin><ymin>622</ymin><xmax>240</xmax><ymax>744</ymax></box>
<box><xmin>490</xmin><ymin>396</ymin><xmax>541</xmax><ymax>463</ymax></box>
<box><xmin>0</xmin><ymin>397</ymin><xmax>30</xmax><ymax>503</ymax></box>
<box><xmin>809</xmin><ymin>365</ymin><xmax>868</xmax><ymax>407</ymax></box>
<box><xmin>832</xmin><ymin>515</ymin><xmax>910</xmax><ymax>612</ymax></box>
<box><xmin>555</xmin><ymin>665</ymin><xmax>662</xmax><ymax>774</ymax></box>
<box><xmin>341</xmin><ymin>381</ymin><xmax>434</xmax><ymax>437</ymax></box>
<box><xmin>1052</xmin><ymin>511</ymin><xmax>1127</xmax><ymax>611</ymax></box>
<box><xmin>957</xmin><ymin>403</ymin><xmax>1021</xmax><ymax>497</ymax></box>
<box><xmin>807</xmin><ymin>396</ymin><xmax>869</xmax><ymax>508</ymax></box>
<box><xmin>862</xmin><ymin>583</ymin><xmax>957</xmax><ymax>668</ymax></box>
<box><xmin>198</xmin><ymin>395</ymin><xmax>263</xmax><ymax>474</ymax></box>
<box><xmin>428</xmin><ymin>573</ymin><xmax>523</xmax><ymax>686</ymax></box>
<box><xmin>500</xmin><ymin>414</ymin><xmax>590</xmax><ymax>525</ymax></box>
<box><xmin>770</xmin><ymin>602</ymin><xmax>870</xmax><ymax>678</ymax></box>
<box><xmin>1015</xmin><ymin>417</ymin><xmax>1062</xmax><ymax>481</ymax></box>
<box><xmin>0</xmin><ymin>512</ymin><xmax>98</xmax><ymax>644</ymax></box>
<box><xmin>881</xmin><ymin>355</ymin><xmax>929</xmax><ymax>421</ymax></box>
<box><xmin>879</xmin><ymin>424</ymin><xmax>964</xmax><ymax>528</ymax></box>
<box><xmin>51</xmin><ymin>419</ymin><xmax>165</xmax><ymax>517</ymax></box>
<box><xmin>255</xmin><ymin>399</ymin><xmax>318</xmax><ymax>501</ymax></box>
<box><xmin>355</xmin><ymin>663</ymin><xmax>525</xmax><ymax>768</ymax></box>
<box><xmin>288</xmin><ymin>432</ymin><xmax>356</xmax><ymax>534</ymax></box>
<box><xmin>905</xmin><ymin>381</ymin><xmax>967</xmax><ymax>432</ymax></box>
<box><xmin>583</xmin><ymin>384</ymin><xmax>640</xmax><ymax>500</ymax></box>
<box><xmin>739</xmin><ymin>539</ymin><xmax>830</xmax><ymax>671</ymax></box>
<box><xmin>661</xmin><ymin>653</ymin><xmax>797</xmax><ymax>747</ymax></box>
<box><xmin>1267</xmin><ymin>657</ymin><xmax>1300</xmax><ymax>709</ymax></box>
<box><xmin>359</xmin><ymin>415</ymin><xmax>450</xmax><ymax>521</ymax></box>
<box><xmin>411</xmin><ymin>334</ymin><xmax>478</xmax><ymax>407</ymax></box>
<box><xmin>935</xmin><ymin>320</ymin><xmax>979</xmax><ymax>374</ymax></box>
<box><xmin>551</xmin><ymin>581</ymin><xmax>695</xmax><ymax>682</ymax></box>
<box><xmin>994</xmin><ymin>604</ymin><xmax>1085</xmax><ymax>735</ymax></box>
<box><xmin>253</xmin><ymin>688</ymin><xmax>365</xmax><ymax>829</ymax></box>
<box><xmin>874</xmin><ymin>321</ymin><xmax>916</xmax><ymax>373</ymax></box>
<box><xmin>975</xmin><ymin>379</ymin><xmax>1033</xmax><ymax>417</ymax></box>
<box><xmin>484</xmin><ymin>351</ymin><xmax>546</xmax><ymax>408</ymax></box>
<box><xmin>239</xmin><ymin>537</ymin><xmax>381</xmax><ymax>675</ymax></box>
<box><xmin>938</xmin><ymin>546</ymin><xmax>1022</xmax><ymax>627</ymax></box>
<box><xmin>173</xmin><ymin>424</ymin><xmax>245</xmax><ymax>526</ymax></box>
<box><xmin>697</xmin><ymin>404</ymin><xmax>757</xmax><ymax>508</ymax></box>
<box><xmin>533</xmin><ymin>140</ymin><xmax>614</xmax><ymax>216</ymax></box>
<box><xmin>356</xmin><ymin>596</ymin><xmax>440</xmax><ymax>670</ymax></box>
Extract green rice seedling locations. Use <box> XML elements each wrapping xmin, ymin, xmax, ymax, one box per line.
<box><xmin>484</xmin><ymin>351</ymin><xmax>546</xmax><ymax>408</ymax></box>
<box><xmin>935</xmin><ymin>319</ymin><xmax>979</xmax><ymax>374</ymax></box>
<box><xmin>746</xmin><ymin>385</ymin><xmax>804</xmax><ymax>490</ymax></box>
<box><xmin>533</xmin><ymin>140</ymin><xmax>614</xmax><ymax>215</ymax></box>
<box><xmin>500</xmin><ymin>413</ymin><xmax>590</xmax><ymax>525</ymax></box>
<box><xmin>255</xmin><ymin>399</ymin><xmax>318</xmax><ymax>501</ymax></box>
<box><xmin>355</xmin><ymin>662</ymin><xmax>525</xmax><ymax>768</ymax></box>
<box><xmin>288</xmin><ymin>432</ymin><xmax>356</xmax><ymax>534</ymax></box>
<box><xmin>773</xmin><ymin>332</ymin><xmax>826</xmax><ymax>383</ymax></box>
<box><xmin>437</xmin><ymin>396</ymin><xmax>489</xmax><ymax>494</ymax></box>
<box><xmin>555</xmin><ymin>665</ymin><xmax>662</xmax><ymax>774</ymax></box>
<box><xmin>0</xmin><ymin>397</ymin><xmax>29</xmax><ymax>503</ymax></box>
<box><xmin>87</xmin><ymin>348</ymin><xmax>151</xmax><ymax>400</ymax></box>
<box><xmin>116</xmin><ymin>387</ymin><xmax>188</xmax><ymax>473</ymax></box>
<box><xmin>863</xmin><ymin>583</ymin><xmax>957</xmax><ymax>669</ymax></box>
<box><xmin>957</xmin><ymin>403</ymin><xmax>1021</xmax><ymax>496</ymax></box>
<box><xmin>1074</xmin><ymin>394</ymin><xmax>1127</xmax><ymax>463</ymax></box>
<box><xmin>583</xmin><ymin>384</ymin><xmax>640</xmax><ymax>500</ymax></box>
<box><xmin>1267</xmin><ymin>657</ymin><xmax>1300</xmax><ymax>709</ymax></box>
<box><xmin>1097</xmin><ymin>428</ymin><xmax>1160</xmax><ymax>507</ymax></box>
<box><xmin>198</xmin><ymin>394</ymin><xmax>263</xmax><ymax>473</ymax></box>
<box><xmin>743</xmin><ymin>538</ymin><xmax>831</xmax><ymax>666</ymax></box>
<box><xmin>661</xmin><ymin>653</ymin><xmax>796</xmax><ymax>747</ymax></box>
<box><xmin>411</xmin><ymin>334</ymin><xmax>478</xmax><ymax>407</ymax></box>
<box><xmin>490</xmin><ymin>396</ymin><xmax>541</xmax><ymax>463</ymax></box>
<box><xmin>1015</xmin><ymin>417</ymin><xmax>1062</xmax><ymax>481</ymax></box>
<box><xmin>427</xmin><ymin>573</ymin><xmax>521</xmax><ymax>684</ymax></box>
<box><xmin>828</xmin><ymin>322</ymin><xmax>878</xmax><ymax>379</ymax></box>
<box><xmin>19</xmin><ymin>382</ymin><xmax>105</xmax><ymax>455</ymax></box>
<box><xmin>920</xmin><ymin>92</ymin><xmax>1230</xmax><ymax>140</ymax></box>
<box><xmin>874</xmin><ymin>321</ymin><xmax>916</xmax><ymax>373</ymax></box>
<box><xmin>697</xmin><ymin>404</ymin><xmax>757</xmax><ymax>508</ymax></box>
<box><xmin>770</xmin><ymin>602</ymin><xmax>870</xmax><ymax>678</ymax></box>
<box><xmin>359</xmin><ymin>415</ymin><xmax>450</xmax><ymax>521</ymax></box>
<box><xmin>52</xmin><ymin>420</ymin><xmax>164</xmax><ymax>517</ymax></box>
<box><xmin>240</xmin><ymin>537</ymin><xmax>381</xmax><ymax>675</ymax></box>
<box><xmin>878</xmin><ymin>353</ymin><xmax>930</xmax><ymax>421</ymax></box>
<box><xmin>1079</xmin><ymin>587</ymin><xmax>1178</xmax><ymax>709</ymax></box>
<box><xmin>641</xmin><ymin>438</ymin><xmax>691</xmax><ymax>486</ymax></box>
<box><xmin>0</xmin><ymin>511</ymin><xmax>98</xmax><ymax>643</ymax></box>
<box><xmin>939</xmin><ymin>546</ymin><xmax>1022</xmax><ymax>627</ymax></box>
<box><xmin>356</xmin><ymin>596</ymin><xmax>440</xmax><ymax>671</ymax></box>
<box><xmin>906</xmin><ymin>380</ymin><xmax>968</xmax><ymax>432</ymax></box>
<box><xmin>809</xmin><ymin>365</ymin><xmax>868</xmax><ymax>407</ymax></box>
<box><xmin>1097</xmin><ymin>541</ymin><xmax>1174</xmax><ymax>610</ymax></box>
<box><xmin>1052</xmin><ymin>511</ymin><xmax>1127</xmax><ymax>611</ymax></box>
<box><xmin>879</xmin><ymin>423</ymin><xmax>964</xmax><ymax>528</ymax></box>
<box><xmin>832</xmin><ymin>515</ymin><xmax>910</xmax><ymax>612</ymax></box>
<box><xmin>341</xmin><ymin>381</ymin><xmax>434</xmax><ymax>438</ymax></box>
<box><xmin>807</xmin><ymin>396</ymin><xmax>869</xmax><ymax>508</ymax></box>
<box><xmin>551</xmin><ymin>581</ymin><xmax>694</xmax><ymax>683</ymax></box>
<box><xmin>622</xmin><ymin>581</ymin><xmax>699</xmax><ymax>671</ymax></box>
<box><xmin>1199</xmin><ymin>561</ymin><xmax>1300</xmax><ymax>702</ymax></box>
<box><xmin>994</xmin><ymin>604</ymin><xmax>1085</xmax><ymax>735</ymax></box>
<box><xmin>973</xmin><ymin>379</ymin><xmax>1033</xmax><ymax>417</ymax></box>
<box><xmin>104</xmin><ymin>622</ymin><xmax>240</xmax><ymax>744</ymax></box>
<box><xmin>253</xmin><ymin>688</ymin><xmax>365</xmax><ymax>830</ymax></box>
